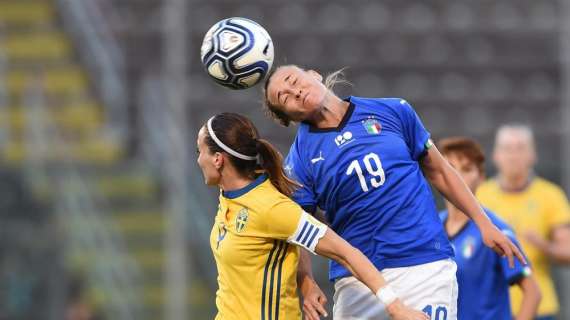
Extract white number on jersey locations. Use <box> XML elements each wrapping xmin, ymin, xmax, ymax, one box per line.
<box><xmin>346</xmin><ymin>152</ymin><xmax>385</xmax><ymax>192</ymax></box>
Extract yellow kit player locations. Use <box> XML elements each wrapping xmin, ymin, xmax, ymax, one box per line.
<box><xmin>196</xmin><ymin>113</ymin><xmax>429</xmax><ymax>320</ymax></box>
<box><xmin>478</xmin><ymin>124</ymin><xmax>570</xmax><ymax>320</ymax></box>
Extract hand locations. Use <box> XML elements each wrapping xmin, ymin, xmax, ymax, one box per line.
<box><xmin>480</xmin><ymin>223</ymin><xmax>526</xmax><ymax>267</ymax></box>
<box><xmin>300</xmin><ymin>279</ymin><xmax>328</xmax><ymax>320</ymax></box>
<box><xmin>386</xmin><ymin>299</ymin><xmax>430</xmax><ymax>320</ymax></box>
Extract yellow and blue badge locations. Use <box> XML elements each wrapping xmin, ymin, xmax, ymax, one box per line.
<box><xmin>362</xmin><ymin>118</ymin><xmax>382</xmax><ymax>135</ymax></box>
<box><xmin>236</xmin><ymin>208</ymin><xmax>249</xmax><ymax>233</ymax></box>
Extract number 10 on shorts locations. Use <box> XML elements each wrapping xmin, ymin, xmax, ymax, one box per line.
<box><xmin>422</xmin><ymin>305</ymin><xmax>448</xmax><ymax>320</ymax></box>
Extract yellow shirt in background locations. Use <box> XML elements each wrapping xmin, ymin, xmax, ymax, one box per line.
<box><xmin>477</xmin><ymin>177</ymin><xmax>570</xmax><ymax>316</ymax></box>
<box><xmin>210</xmin><ymin>176</ymin><xmax>326</xmax><ymax>320</ymax></box>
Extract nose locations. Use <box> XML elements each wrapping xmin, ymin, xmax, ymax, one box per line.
<box><xmin>296</xmin><ymin>89</ymin><xmax>302</xmax><ymax>99</ymax></box>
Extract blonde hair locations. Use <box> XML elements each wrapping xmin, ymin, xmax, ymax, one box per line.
<box><xmin>263</xmin><ymin>65</ymin><xmax>350</xmax><ymax>127</ymax></box>
<box><xmin>495</xmin><ymin>123</ymin><xmax>536</xmax><ymax>151</ymax></box>
<box><xmin>324</xmin><ymin>67</ymin><xmax>350</xmax><ymax>90</ymax></box>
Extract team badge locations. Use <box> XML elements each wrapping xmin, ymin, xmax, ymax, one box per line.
<box><xmin>462</xmin><ymin>236</ymin><xmax>476</xmax><ymax>259</ymax></box>
<box><xmin>236</xmin><ymin>208</ymin><xmax>249</xmax><ymax>233</ymax></box>
<box><xmin>362</xmin><ymin>118</ymin><xmax>382</xmax><ymax>135</ymax></box>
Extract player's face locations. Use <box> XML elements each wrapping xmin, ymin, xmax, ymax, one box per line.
<box><xmin>493</xmin><ymin>130</ymin><xmax>536</xmax><ymax>178</ymax></box>
<box><xmin>196</xmin><ymin>127</ymin><xmax>221</xmax><ymax>186</ymax></box>
<box><xmin>266</xmin><ymin>65</ymin><xmax>328</xmax><ymax>121</ymax></box>
<box><xmin>445</xmin><ymin>153</ymin><xmax>483</xmax><ymax>192</ymax></box>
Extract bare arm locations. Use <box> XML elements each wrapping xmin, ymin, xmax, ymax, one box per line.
<box><xmin>514</xmin><ymin>275</ymin><xmax>541</xmax><ymax>320</ymax></box>
<box><xmin>420</xmin><ymin>145</ymin><xmax>526</xmax><ymax>267</ymax></box>
<box><xmin>526</xmin><ymin>225</ymin><xmax>570</xmax><ymax>264</ymax></box>
<box><xmin>297</xmin><ymin>249</ymin><xmax>328</xmax><ymax>319</ymax></box>
<box><xmin>314</xmin><ymin>229</ymin><xmax>429</xmax><ymax>320</ymax></box>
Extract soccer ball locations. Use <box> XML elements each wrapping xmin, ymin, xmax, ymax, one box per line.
<box><xmin>200</xmin><ymin>17</ymin><xmax>274</xmax><ymax>90</ymax></box>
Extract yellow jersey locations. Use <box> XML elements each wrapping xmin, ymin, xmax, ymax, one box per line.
<box><xmin>210</xmin><ymin>175</ymin><xmax>327</xmax><ymax>320</ymax></box>
<box><xmin>477</xmin><ymin>177</ymin><xmax>570</xmax><ymax>316</ymax></box>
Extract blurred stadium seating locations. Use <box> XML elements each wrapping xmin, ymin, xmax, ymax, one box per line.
<box><xmin>0</xmin><ymin>0</ymin><xmax>568</xmax><ymax>319</ymax></box>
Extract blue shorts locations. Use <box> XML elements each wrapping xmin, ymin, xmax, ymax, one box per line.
<box><xmin>535</xmin><ymin>316</ymin><xmax>555</xmax><ymax>320</ymax></box>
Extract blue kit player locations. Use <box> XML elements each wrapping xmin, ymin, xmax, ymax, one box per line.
<box><xmin>263</xmin><ymin>65</ymin><xmax>526</xmax><ymax>320</ymax></box>
<box><xmin>438</xmin><ymin>137</ymin><xmax>541</xmax><ymax>320</ymax></box>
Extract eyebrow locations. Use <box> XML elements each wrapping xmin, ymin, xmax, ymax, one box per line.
<box><xmin>276</xmin><ymin>74</ymin><xmax>293</xmax><ymax>103</ymax></box>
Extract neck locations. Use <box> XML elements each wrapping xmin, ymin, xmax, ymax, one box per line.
<box><xmin>311</xmin><ymin>93</ymin><xmax>349</xmax><ymax>128</ymax></box>
<box><xmin>447</xmin><ymin>205</ymin><xmax>469</xmax><ymax>223</ymax></box>
<box><xmin>219</xmin><ymin>171</ymin><xmax>253</xmax><ymax>192</ymax></box>
<box><xmin>498</xmin><ymin>171</ymin><xmax>532</xmax><ymax>192</ymax></box>
<box><xmin>445</xmin><ymin>202</ymin><xmax>470</xmax><ymax>236</ymax></box>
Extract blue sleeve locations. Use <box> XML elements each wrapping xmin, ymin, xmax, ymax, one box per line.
<box><xmin>394</xmin><ymin>99</ymin><xmax>431</xmax><ymax>160</ymax></box>
<box><xmin>499</xmin><ymin>227</ymin><xmax>531</xmax><ymax>285</ymax></box>
<box><xmin>284</xmin><ymin>140</ymin><xmax>317</xmax><ymax>210</ymax></box>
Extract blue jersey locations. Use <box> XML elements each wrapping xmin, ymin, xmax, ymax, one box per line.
<box><xmin>440</xmin><ymin>209</ymin><xmax>530</xmax><ymax>320</ymax></box>
<box><xmin>284</xmin><ymin>96</ymin><xmax>454</xmax><ymax>281</ymax></box>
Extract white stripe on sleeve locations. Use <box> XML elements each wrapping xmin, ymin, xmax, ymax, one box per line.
<box><xmin>288</xmin><ymin>210</ymin><xmax>327</xmax><ymax>254</ymax></box>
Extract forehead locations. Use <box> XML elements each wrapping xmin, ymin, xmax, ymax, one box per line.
<box><xmin>496</xmin><ymin>129</ymin><xmax>531</xmax><ymax>147</ymax></box>
<box><xmin>269</xmin><ymin>66</ymin><xmax>300</xmax><ymax>88</ymax></box>
<box><xmin>197</xmin><ymin>126</ymin><xmax>207</xmax><ymax>145</ymax></box>
<box><xmin>445</xmin><ymin>152</ymin><xmax>476</xmax><ymax>167</ymax></box>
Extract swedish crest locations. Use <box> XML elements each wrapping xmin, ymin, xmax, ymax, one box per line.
<box><xmin>235</xmin><ymin>208</ymin><xmax>249</xmax><ymax>233</ymax></box>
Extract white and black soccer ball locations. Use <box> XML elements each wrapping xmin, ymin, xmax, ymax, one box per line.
<box><xmin>200</xmin><ymin>17</ymin><xmax>274</xmax><ymax>90</ymax></box>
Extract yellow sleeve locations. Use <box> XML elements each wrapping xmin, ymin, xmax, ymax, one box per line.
<box><xmin>546</xmin><ymin>186</ymin><xmax>570</xmax><ymax>228</ymax></box>
<box><xmin>265</xmin><ymin>199</ymin><xmax>327</xmax><ymax>253</ymax></box>
<box><xmin>264</xmin><ymin>200</ymin><xmax>304</xmax><ymax>240</ymax></box>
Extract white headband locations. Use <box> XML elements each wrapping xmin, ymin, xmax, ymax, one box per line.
<box><xmin>207</xmin><ymin>116</ymin><xmax>258</xmax><ymax>161</ymax></box>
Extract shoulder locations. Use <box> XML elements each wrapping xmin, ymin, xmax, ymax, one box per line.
<box><xmin>350</xmin><ymin>96</ymin><xmax>411</xmax><ymax>110</ymax></box>
<box><xmin>532</xmin><ymin>177</ymin><xmax>567</xmax><ymax>197</ymax></box>
<box><xmin>484</xmin><ymin>208</ymin><xmax>517</xmax><ymax>235</ymax></box>
<box><xmin>254</xmin><ymin>181</ymin><xmax>301</xmax><ymax>212</ymax></box>
<box><xmin>476</xmin><ymin>178</ymin><xmax>499</xmax><ymax>196</ymax></box>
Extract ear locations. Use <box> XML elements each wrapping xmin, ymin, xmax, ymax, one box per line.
<box><xmin>307</xmin><ymin>69</ymin><xmax>323</xmax><ymax>82</ymax></box>
<box><xmin>213</xmin><ymin>152</ymin><xmax>224</xmax><ymax>170</ymax></box>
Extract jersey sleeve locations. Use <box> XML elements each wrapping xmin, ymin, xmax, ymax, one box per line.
<box><xmin>265</xmin><ymin>200</ymin><xmax>327</xmax><ymax>254</ymax></box>
<box><xmin>284</xmin><ymin>140</ymin><xmax>317</xmax><ymax>210</ymax></box>
<box><xmin>394</xmin><ymin>99</ymin><xmax>431</xmax><ymax>160</ymax></box>
<box><xmin>546</xmin><ymin>186</ymin><xmax>570</xmax><ymax>228</ymax></box>
<box><xmin>498</xmin><ymin>227</ymin><xmax>532</xmax><ymax>285</ymax></box>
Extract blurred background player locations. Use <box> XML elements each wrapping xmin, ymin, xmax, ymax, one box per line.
<box><xmin>263</xmin><ymin>65</ymin><xmax>526</xmax><ymax>319</ymax></box>
<box><xmin>477</xmin><ymin>124</ymin><xmax>570</xmax><ymax>320</ymax></box>
<box><xmin>438</xmin><ymin>136</ymin><xmax>541</xmax><ymax>320</ymax></box>
<box><xmin>196</xmin><ymin>112</ymin><xmax>428</xmax><ymax>320</ymax></box>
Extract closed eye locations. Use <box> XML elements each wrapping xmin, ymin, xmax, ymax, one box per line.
<box><xmin>292</xmin><ymin>78</ymin><xmax>297</xmax><ymax>86</ymax></box>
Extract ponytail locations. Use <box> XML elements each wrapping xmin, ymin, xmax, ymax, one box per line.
<box><xmin>255</xmin><ymin>139</ymin><xmax>300</xmax><ymax>197</ymax></box>
<box><xmin>203</xmin><ymin>112</ymin><xmax>300</xmax><ymax>198</ymax></box>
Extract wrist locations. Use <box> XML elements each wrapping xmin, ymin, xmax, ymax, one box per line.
<box><xmin>376</xmin><ymin>285</ymin><xmax>398</xmax><ymax>306</ymax></box>
<box><xmin>298</xmin><ymin>275</ymin><xmax>317</xmax><ymax>292</ymax></box>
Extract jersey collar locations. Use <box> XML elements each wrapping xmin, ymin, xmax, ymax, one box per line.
<box><xmin>222</xmin><ymin>174</ymin><xmax>268</xmax><ymax>199</ymax></box>
<box><xmin>306</xmin><ymin>97</ymin><xmax>355</xmax><ymax>133</ymax></box>
<box><xmin>441</xmin><ymin>210</ymin><xmax>472</xmax><ymax>240</ymax></box>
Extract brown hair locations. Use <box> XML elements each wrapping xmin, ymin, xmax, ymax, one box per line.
<box><xmin>438</xmin><ymin>137</ymin><xmax>486</xmax><ymax>175</ymax></box>
<box><xmin>262</xmin><ymin>65</ymin><xmax>349</xmax><ymax>127</ymax></box>
<box><xmin>204</xmin><ymin>112</ymin><xmax>300</xmax><ymax>197</ymax></box>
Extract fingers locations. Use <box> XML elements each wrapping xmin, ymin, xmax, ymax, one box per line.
<box><xmin>303</xmin><ymin>303</ymin><xmax>321</xmax><ymax>320</ymax></box>
<box><xmin>303</xmin><ymin>298</ymin><xmax>328</xmax><ymax>320</ymax></box>
<box><xmin>499</xmin><ymin>240</ymin><xmax>515</xmax><ymax>268</ymax></box>
<box><xmin>314</xmin><ymin>301</ymin><xmax>328</xmax><ymax>318</ymax></box>
<box><xmin>511</xmin><ymin>241</ymin><xmax>527</xmax><ymax>265</ymax></box>
<box><xmin>319</xmin><ymin>294</ymin><xmax>328</xmax><ymax>306</ymax></box>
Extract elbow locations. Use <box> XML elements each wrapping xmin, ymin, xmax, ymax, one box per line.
<box><xmin>527</xmin><ymin>276</ymin><xmax>542</xmax><ymax>304</ymax></box>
